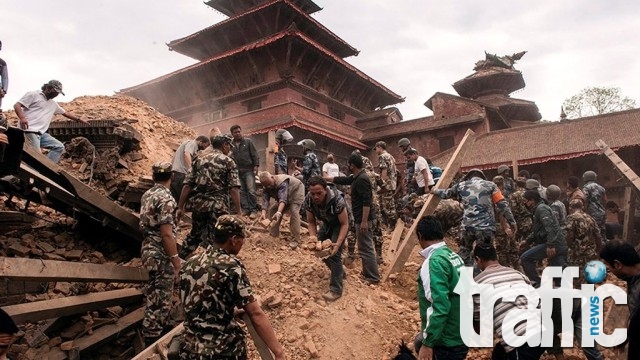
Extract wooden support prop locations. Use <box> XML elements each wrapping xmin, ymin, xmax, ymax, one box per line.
<box><xmin>623</xmin><ymin>186</ymin><xmax>636</xmax><ymax>241</ymax></box>
<box><xmin>48</xmin><ymin>307</ymin><xmax>145</xmax><ymax>360</ymax></box>
<box><xmin>267</xmin><ymin>130</ymin><xmax>276</xmax><ymax>174</ymax></box>
<box><xmin>2</xmin><ymin>288</ymin><xmax>142</xmax><ymax>324</ymax></box>
<box><xmin>386</xmin><ymin>218</ymin><xmax>405</xmax><ymax>259</ymax></box>
<box><xmin>383</xmin><ymin>130</ymin><xmax>476</xmax><ymax>281</ymax></box>
<box><xmin>596</xmin><ymin>139</ymin><xmax>640</xmax><ymax>191</ymax></box>
<box><xmin>0</xmin><ymin>257</ymin><xmax>148</xmax><ymax>283</ymax></box>
<box><xmin>243</xmin><ymin>313</ymin><xmax>275</xmax><ymax>360</ymax></box>
<box><xmin>511</xmin><ymin>159</ymin><xmax>519</xmax><ymax>179</ymax></box>
<box><xmin>131</xmin><ymin>323</ymin><xmax>184</xmax><ymax>360</ymax></box>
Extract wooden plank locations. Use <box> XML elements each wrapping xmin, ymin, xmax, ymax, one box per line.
<box><xmin>243</xmin><ymin>313</ymin><xmax>275</xmax><ymax>360</ymax></box>
<box><xmin>383</xmin><ymin>129</ymin><xmax>476</xmax><ymax>281</ymax></box>
<box><xmin>0</xmin><ymin>257</ymin><xmax>149</xmax><ymax>283</ymax></box>
<box><xmin>2</xmin><ymin>288</ymin><xmax>143</xmax><ymax>324</ymax></box>
<box><xmin>386</xmin><ymin>218</ymin><xmax>405</xmax><ymax>259</ymax></box>
<box><xmin>131</xmin><ymin>323</ymin><xmax>184</xmax><ymax>360</ymax></box>
<box><xmin>0</xmin><ymin>211</ymin><xmax>36</xmax><ymax>224</ymax></box>
<box><xmin>511</xmin><ymin>159</ymin><xmax>519</xmax><ymax>179</ymax></box>
<box><xmin>49</xmin><ymin>307</ymin><xmax>145</xmax><ymax>360</ymax></box>
<box><xmin>623</xmin><ymin>186</ymin><xmax>636</xmax><ymax>241</ymax></box>
<box><xmin>266</xmin><ymin>130</ymin><xmax>276</xmax><ymax>174</ymax></box>
<box><xmin>596</xmin><ymin>139</ymin><xmax>640</xmax><ymax>191</ymax></box>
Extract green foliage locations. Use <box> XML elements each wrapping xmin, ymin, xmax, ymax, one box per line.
<box><xmin>562</xmin><ymin>86</ymin><xmax>636</xmax><ymax>119</ymax></box>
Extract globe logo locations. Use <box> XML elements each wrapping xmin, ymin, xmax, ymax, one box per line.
<box><xmin>584</xmin><ymin>260</ymin><xmax>607</xmax><ymax>284</ymax></box>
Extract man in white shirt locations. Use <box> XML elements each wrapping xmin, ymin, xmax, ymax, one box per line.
<box><xmin>14</xmin><ymin>80</ymin><xmax>88</xmax><ymax>163</ymax></box>
<box><xmin>405</xmin><ymin>148</ymin><xmax>433</xmax><ymax>195</ymax></box>
<box><xmin>322</xmin><ymin>153</ymin><xmax>340</xmax><ymax>178</ymax></box>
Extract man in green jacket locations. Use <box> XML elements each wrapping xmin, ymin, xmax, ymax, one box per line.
<box><xmin>414</xmin><ymin>215</ymin><xmax>469</xmax><ymax>360</ymax></box>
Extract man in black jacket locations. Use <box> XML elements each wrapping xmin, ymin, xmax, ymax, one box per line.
<box><xmin>230</xmin><ymin>125</ymin><xmax>260</xmax><ymax>218</ymax></box>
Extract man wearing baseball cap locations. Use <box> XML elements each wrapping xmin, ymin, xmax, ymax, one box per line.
<box><xmin>13</xmin><ymin>80</ymin><xmax>89</xmax><ymax>163</ymax></box>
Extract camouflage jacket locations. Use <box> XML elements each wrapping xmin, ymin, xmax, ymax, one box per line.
<box><xmin>274</xmin><ymin>144</ymin><xmax>287</xmax><ymax>175</ymax></box>
<box><xmin>302</xmin><ymin>151</ymin><xmax>320</xmax><ymax>182</ymax></box>
<box><xmin>362</xmin><ymin>156</ymin><xmax>374</xmax><ymax>172</ymax></box>
<box><xmin>549</xmin><ymin>200</ymin><xmax>567</xmax><ymax>226</ymax></box>
<box><xmin>180</xmin><ymin>246</ymin><xmax>255</xmax><ymax>357</ymax></box>
<box><xmin>565</xmin><ymin>210</ymin><xmax>600</xmax><ymax>263</ymax></box>
<box><xmin>185</xmin><ymin>149</ymin><xmax>240</xmax><ymax>214</ymax></box>
<box><xmin>377</xmin><ymin>151</ymin><xmax>397</xmax><ymax>191</ymax></box>
<box><xmin>503</xmin><ymin>176</ymin><xmax>515</xmax><ymax>199</ymax></box>
<box><xmin>526</xmin><ymin>201</ymin><xmax>565</xmax><ymax>247</ymax></box>
<box><xmin>434</xmin><ymin>177</ymin><xmax>515</xmax><ymax>231</ymax></box>
<box><xmin>509</xmin><ymin>189</ymin><xmax>532</xmax><ymax>224</ymax></box>
<box><xmin>583</xmin><ymin>181</ymin><xmax>606</xmax><ymax>221</ymax></box>
<box><xmin>139</xmin><ymin>184</ymin><xmax>176</xmax><ymax>264</ymax></box>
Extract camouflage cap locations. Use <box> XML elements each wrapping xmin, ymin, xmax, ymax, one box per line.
<box><xmin>215</xmin><ymin>215</ymin><xmax>249</xmax><ymax>238</ymax></box>
<box><xmin>214</xmin><ymin>134</ymin><xmax>233</xmax><ymax>144</ymax></box>
<box><xmin>492</xmin><ymin>175</ymin><xmax>504</xmax><ymax>186</ymax></box>
<box><xmin>47</xmin><ymin>80</ymin><xmax>65</xmax><ymax>95</ymax></box>
<box><xmin>373</xmin><ymin>141</ymin><xmax>386</xmax><ymax>150</ymax></box>
<box><xmin>569</xmin><ymin>198</ymin><xmax>584</xmax><ymax>209</ymax></box>
<box><xmin>151</xmin><ymin>161</ymin><xmax>172</xmax><ymax>174</ymax></box>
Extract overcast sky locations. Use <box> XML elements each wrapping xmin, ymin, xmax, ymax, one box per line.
<box><xmin>1</xmin><ymin>0</ymin><xmax>638</xmax><ymax>122</ymax></box>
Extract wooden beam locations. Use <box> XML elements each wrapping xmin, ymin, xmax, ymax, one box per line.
<box><xmin>131</xmin><ymin>323</ymin><xmax>184</xmax><ymax>360</ymax></box>
<box><xmin>3</xmin><ymin>288</ymin><xmax>143</xmax><ymax>324</ymax></box>
<box><xmin>294</xmin><ymin>47</ymin><xmax>308</xmax><ymax>68</ymax></box>
<box><xmin>623</xmin><ymin>186</ymin><xmax>636</xmax><ymax>241</ymax></box>
<box><xmin>386</xmin><ymin>218</ymin><xmax>405</xmax><ymax>259</ymax></box>
<box><xmin>304</xmin><ymin>58</ymin><xmax>323</xmax><ymax>85</ymax></box>
<box><xmin>0</xmin><ymin>257</ymin><xmax>148</xmax><ymax>283</ymax></box>
<box><xmin>596</xmin><ymin>139</ymin><xmax>640</xmax><ymax>191</ymax></box>
<box><xmin>383</xmin><ymin>130</ymin><xmax>477</xmax><ymax>281</ymax></box>
<box><xmin>266</xmin><ymin>130</ymin><xmax>276</xmax><ymax>174</ymax></box>
<box><xmin>243</xmin><ymin>313</ymin><xmax>274</xmax><ymax>360</ymax></box>
<box><xmin>48</xmin><ymin>307</ymin><xmax>145</xmax><ymax>360</ymax></box>
<box><xmin>512</xmin><ymin>159</ymin><xmax>519</xmax><ymax>178</ymax></box>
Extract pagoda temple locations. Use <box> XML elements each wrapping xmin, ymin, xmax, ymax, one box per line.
<box><xmin>120</xmin><ymin>0</ymin><xmax>404</xmax><ymax>166</ymax></box>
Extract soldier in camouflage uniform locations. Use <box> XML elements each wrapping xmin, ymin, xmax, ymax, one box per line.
<box><xmin>510</xmin><ymin>177</ymin><xmax>533</xmax><ymax>244</ymax></box>
<box><xmin>177</xmin><ymin>134</ymin><xmax>242</xmax><ymax>259</ymax></box>
<box><xmin>179</xmin><ymin>215</ymin><xmax>285</xmax><ymax>360</ymax></box>
<box><xmin>496</xmin><ymin>165</ymin><xmax>515</xmax><ymax>198</ymax></box>
<box><xmin>397</xmin><ymin>138</ymin><xmax>417</xmax><ymax>195</ymax></box>
<box><xmin>296</xmin><ymin>139</ymin><xmax>320</xmax><ymax>188</ymax></box>
<box><xmin>274</xmin><ymin>129</ymin><xmax>292</xmax><ymax>175</ymax></box>
<box><xmin>566</xmin><ymin>199</ymin><xmax>603</xmax><ymax>285</ymax></box>
<box><xmin>432</xmin><ymin>169</ymin><xmax>516</xmax><ymax>271</ymax></box>
<box><xmin>582</xmin><ymin>170</ymin><xmax>607</xmax><ymax>241</ymax></box>
<box><xmin>374</xmin><ymin>141</ymin><xmax>398</xmax><ymax>228</ymax></box>
<box><xmin>491</xmin><ymin>176</ymin><xmax>519</xmax><ymax>269</ymax></box>
<box><xmin>139</xmin><ymin>162</ymin><xmax>181</xmax><ymax>346</ymax></box>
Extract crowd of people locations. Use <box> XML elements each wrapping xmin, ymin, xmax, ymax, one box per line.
<box><xmin>134</xmin><ymin>124</ymin><xmax>638</xmax><ymax>360</ymax></box>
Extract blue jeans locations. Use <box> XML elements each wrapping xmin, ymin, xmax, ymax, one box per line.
<box><xmin>520</xmin><ymin>243</ymin><xmax>567</xmax><ymax>286</ymax></box>
<box><xmin>24</xmin><ymin>132</ymin><xmax>64</xmax><ymax>163</ymax></box>
<box><xmin>355</xmin><ymin>220</ymin><xmax>380</xmax><ymax>282</ymax></box>
<box><xmin>238</xmin><ymin>170</ymin><xmax>258</xmax><ymax>213</ymax></box>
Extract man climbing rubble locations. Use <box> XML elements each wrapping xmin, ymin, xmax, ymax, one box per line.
<box><xmin>169</xmin><ymin>135</ymin><xmax>210</xmax><ymax>201</ymax></box>
<box><xmin>177</xmin><ymin>134</ymin><xmax>241</xmax><ymax>258</ymax></box>
<box><xmin>13</xmin><ymin>80</ymin><xmax>89</xmax><ymax>163</ymax></box>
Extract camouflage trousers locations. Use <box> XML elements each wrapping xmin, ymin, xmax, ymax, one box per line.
<box><xmin>347</xmin><ymin>216</ymin><xmax>383</xmax><ymax>261</ymax></box>
<box><xmin>458</xmin><ymin>228</ymin><xmax>495</xmax><ymax>269</ymax></box>
<box><xmin>180</xmin><ymin>211</ymin><xmax>217</xmax><ymax>258</ymax></box>
<box><xmin>143</xmin><ymin>259</ymin><xmax>175</xmax><ymax>339</ymax></box>
<box><xmin>515</xmin><ymin>218</ymin><xmax>533</xmax><ymax>244</ymax></box>
<box><xmin>379</xmin><ymin>192</ymin><xmax>398</xmax><ymax>227</ymax></box>
<box><xmin>494</xmin><ymin>229</ymin><xmax>519</xmax><ymax>269</ymax></box>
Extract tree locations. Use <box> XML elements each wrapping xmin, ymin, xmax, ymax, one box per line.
<box><xmin>562</xmin><ymin>86</ymin><xmax>636</xmax><ymax>119</ymax></box>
